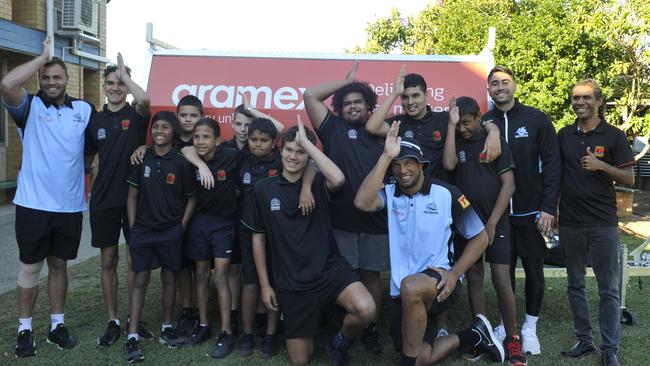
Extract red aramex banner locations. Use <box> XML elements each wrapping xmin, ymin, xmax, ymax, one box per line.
<box><xmin>145</xmin><ymin>51</ymin><xmax>492</xmax><ymax>141</ymax></box>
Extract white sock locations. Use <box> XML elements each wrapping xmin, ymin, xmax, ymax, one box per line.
<box><xmin>128</xmin><ymin>333</ymin><xmax>139</xmax><ymax>341</ymax></box>
<box><xmin>110</xmin><ymin>319</ymin><xmax>121</xmax><ymax>327</ymax></box>
<box><xmin>18</xmin><ymin>317</ymin><xmax>32</xmax><ymax>332</ymax></box>
<box><xmin>51</xmin><ymin>313</ymin><xmax>64</xmax><ymax>331</ymax></box>
<box><xmin>161</xmin><ymin>323</ymin><xmax>172</xmax><ymax>331</ymax></box>
<box><xmin>523</xmin><ymin>314</ymin><xmax>538</xmax><ymax>329</ymax></box>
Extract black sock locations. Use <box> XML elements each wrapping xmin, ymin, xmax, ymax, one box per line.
<box><xmin>400</xmin><ymin>353</ymin><xmax>417</xmax><ymax>366</ymax></box>
<box><xmin>457</xmin><ymin>328</ymin><xmax>481</xmax><ymax>349</ymax></box>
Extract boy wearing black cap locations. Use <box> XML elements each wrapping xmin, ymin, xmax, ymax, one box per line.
<box><xmin>124</xmin><ymin>111</ymin><xmax>197</xmax><ymax>362</ymax></box>
<box><xmin>355</xmin><ymin>122</ymin><xmax>505</xmax><ymax>366</ymax></box>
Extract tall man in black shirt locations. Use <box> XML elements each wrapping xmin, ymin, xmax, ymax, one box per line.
<box><xmin>558</xmin><ymin>79</ymin><xmax>634</xmax><ymax>366</ymax></box>
<box><xmin>303</xmin><ymin>62</ymin><xmax>388</xmax><ymax>352</ymax></box>
<box><xmin>242</xmin><ymin>122</ymin><xmax>375</xmax><ymax>366</ymax></box>
<box><xmin>84</xmin><ymin>54</ymin><xmax>150</xmax><ymax>347</ymax></box>
<box><xmin>482</xmin><ymin>66</ymin><xmax>561</xmax><ymax>354</ymax></box>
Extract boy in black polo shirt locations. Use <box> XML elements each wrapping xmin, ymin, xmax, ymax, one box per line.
<box><xmin>442</xmin><ymin>97</ymin><xmax>525</xmax><ymax>365</ymax></box>
<box><xmin>184</xmin><ymin>118</ymin><xmax>240</xmax><ymax>356</ymax></box>
<box><xmin>242</xmin><ymin>122</ymin><xmax>376</xmax><ymax>366</ymax></box>
<box><xmin>84</xmin><ymin>54</ymin><xmax>151</xmax><ymax>346</ymax></box>
<box><xmin>124</xmin><ymin>111</ymin><xmax>197</xmax><ymax>362</ymax></box>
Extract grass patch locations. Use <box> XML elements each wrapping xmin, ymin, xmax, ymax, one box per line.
<box><xmin>0</xmin><ymin>242</ymin><xmax>649</xmax><ymax>365</ymax></box>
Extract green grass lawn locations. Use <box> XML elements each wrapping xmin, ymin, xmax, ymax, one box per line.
<box><xmin>0</xmin><ymin>236</ymin><xmax>649</xmax><ymax>365</ymax></box>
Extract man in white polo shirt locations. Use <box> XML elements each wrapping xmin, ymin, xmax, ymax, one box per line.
<box><xmin>0</xmin><ymin>37</ymin><xmax>95</xmax><ymax>358</ymax></box>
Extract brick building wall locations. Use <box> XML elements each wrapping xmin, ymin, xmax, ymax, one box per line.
<box><xmin>0</xmin><ymin>0</ymin><xmax>11</xmax><ymax>20</ymax></box>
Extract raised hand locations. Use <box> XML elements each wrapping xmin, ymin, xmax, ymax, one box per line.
<box><xmin>384</xmin><ymin>120</ymin><xmax>402</xmax><ymax>159</ymax></box>
<box><xmin>238</xmin><ymin>90</ymin><xmax>252</xmax><ymax>111</ymax></box>
<box><xmin>41</xmin><ymin>36</ymin><xmax>52</xmax><ymax>62</ymax></box>
<box><xmin>448</xmin><ymin>96</ymin><xmax>459</xmax><ymax>126</ymax></box>
<box><xmin>345</xmin><ymin>60</ymin><xmax>359</xmax><ymax>82</ymax></box>
<box><xmin>115</xmin><ymin>52</ymin><xmax>129</xmax><ymax>81</ymax></box>
<box><xmin>393</xmin><ymin>64</ymin><xmax>407</xmax><ymax>95</ymax></box>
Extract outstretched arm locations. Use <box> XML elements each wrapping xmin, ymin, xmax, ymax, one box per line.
<box><xmin>1</xmin><ymin>37</ymin><xmax>52</xmax><ymax>107</ymax></box>
<box><xmin>366</xmin><ymin>65</ymin><xmax>405</xmax><ymax>137</ymax></box>
<box><xmin>303</xmin><ymin>61</ymin><xmax>358</xmax><ymax>130</ymax></box>
<box><xmin>180</xmin><ymin>146</ymin><xmax>215</xmax><ymax>189</ymax></box>
<box><xmin>355</xmin><ymin>121</ymin><xmax>402</xmax><ymax>212</ymax></box>
<box><xmin>115</xmin><ymin>52</ymin><xmax>150</xmax><ymax>117</ymax></box>
<box><xmin>294</xmin><ymin>117</ymin><xmax>344</xmax><ymax>191</ymax></box>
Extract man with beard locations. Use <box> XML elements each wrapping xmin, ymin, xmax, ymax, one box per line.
<box><xmin>1</xmin><ymin>37</ymin><xmax>95</xmax><ymax>357</ymax></box>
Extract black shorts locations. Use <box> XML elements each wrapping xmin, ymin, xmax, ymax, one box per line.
<box><xmin>455</xmin><ymin>215</ymin><xmax>511</xmax><ymax>265</ymax></box>
<box><xmin>90</xmin><ymin>206</ymin><xmax>128</xmax><ymax>248</ymax></box>
<box><xmin>510</xmin><ymin>215</ymin><xmax>547</xmax><ymax>259</ymax></box>
<box><xmin>186</xmin><ymin>214</ymin><xmax>235</xmax><ymax>261</ymax></box>
<box><xmin>277</xmin><ymin>258</ymin><xmax>358</xmax><ymax>339</ymax></box>
<box><xmin>230</xmin><ymin>221</ymin><xmax>242</xmax><ymax>265</ymax></box>
<box><xmin>129</xmin><ymin>224</ymin><xmax>183</xmax><ymax>273</ymax></box>
<box><xmin>240</xmin><ymin>225</ymin><xmax>273</xmax><ymax>285</ymax></box>
<box><xmin>389</xmin><ymin>269</ymin><xmax>462</xmax><ymax>350</ymax></box>
<box><xmin>15</xmin><ymin>205</ymin><xmax>82</xmax><ymax>264</ymax></box>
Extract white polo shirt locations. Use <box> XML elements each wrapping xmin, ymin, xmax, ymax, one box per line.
<box><xmin>4</xmin><ymin>91</ymin><xmax>94</xmax><ymax>212</ymax></box>
<box><xmin>379</xmin><ymin>177</ymin><xmax>484</xmax><ymax>297</ymax></box>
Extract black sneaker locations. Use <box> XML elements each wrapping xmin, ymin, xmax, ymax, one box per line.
<box><xmin>188</xmin><ymin>325</ymin><xmax>211</xmax><ymax>347</ymax></box>
<box><xmin>328</xmin><ymin>342</ymin><xmax>350</xmax><ymax>366</ymax></box>
<box><xmin>159</xmin><ymin>327</ymin><xmax>187</xmax><ymax>349</ymax></box>
<box><xmin>124</xmin><ymin>337</ymin><xmax>144</xmax><ymax>363</ymax></box>
<box><xmin>97</xmin><ymin>320</ymin><xmax>121</xmax><ymax>347</ymax></box>
<box><xmin>362</xmin><ymin>324</ymin><xmax>383</xmax><ymax>353</ymax></box>
<box><xmin>260</xmin><ymin>334</ymin><xmax>279</xmax><ymax>359</ymax></box>
<box><xmin>47</xmin><ymin>324</ymin><xmax>76</xmax><ymax>349</ymax></box>
<box><xmin>15</xmin><ymin>329</ymin><xmax>36</xmax><ymax>358</ymax></box>
<box><xmin>471</xmin><ymin>314</ymin><xmax>505</xmax><ymax>363</ymax></box>
<box><xmin>175</xmin><ymin>308</ymin><xmax>199</xmax><ymax>337</ymax></box>
<box><xmin>210</xmin><ymin>331</ymin><xmax>235</xmax><ymax>358</ymax></box>
<box><xmin>238</xmin><ymin>333</ymin><xmax>255</xmax><ymax>357</ymax></box>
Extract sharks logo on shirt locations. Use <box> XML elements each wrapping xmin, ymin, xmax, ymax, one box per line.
<box><xmin>97</xmin><ymin>128</ymin><xmax>106</xmax><ymax>140</ymax></box>
<box><xmin>404</xmin><ymin>130</ymin><xmax>414</xmax><ymax>138</ymax></box>
<box><xmin>514</xmin><ymin>127</ymin><xmax>529</xmax><ymax>138</ymax></box>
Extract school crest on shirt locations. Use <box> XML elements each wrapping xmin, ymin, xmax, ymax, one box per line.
<box><xmin>347</xmin><ymin>129</ymin><xmax>358</xmax><ymax>140</ymax></box>
<box><xmin>270</xmin><ymin>198</ymin><xmax>281</xmax><ymax>211</ymax></box>
<box><xmin>404</xmin><ymin>130</ymin><xmax>414</xmax><ymax>138</ymax></box>
<box><xmin>144</xmin><ymin>166</ymin><xmax>151</xmax><ymax>178</ymax></box>
<box><xmin>479</xmin><ymin>152</ymin><xmax>488</xmax><ymax>163</ymax></box>
<box><xmin>433</xmin><ymin>130</ymin><xmax>442</xmax><ymax>141</ymax></box>
<box><xmin>459</xmin><ymin>150</ymin><xmax>466</xmax><ymax>163</ymax></box>
<box><xmin>243</xmin><ymin>172</ymin><xmax>252</xmax><ymax>184</ymax></box>
<box><xmin>121</xmin><ymin>119</ymin><xmax>130</xmax><ymax>130</ymax></box>
<box><xmin>594</xmin><ymin>146</ymin><xmax>605</xmax><ymax>157</ymax></box>
<box><xmin>424</xmin><ymin>202</ymin><xmax>438</xmax><ymax>215</ymax></box>
<box><xmin>217</xmin><ymin>170</ymin><xmax>226</xmax><ymax>181</ymax></box>
<box><xmin>97</xmin><ymin>128</ymin><xmax>106</xmax><ymax>140</ymax></box>
<box><xmin>166</xmin><ymin>173</ymin><xmax>176</xmax><ymax>185</ymax></box>
<box><xmin>268</xmin><ymin>169</ymin><xmax>278</xmax><ymax>177</ymax></box>
<box><xmin>458</xmin><ymin>195</ymin><xmax>470</xmax><ymax>209</ymax></box>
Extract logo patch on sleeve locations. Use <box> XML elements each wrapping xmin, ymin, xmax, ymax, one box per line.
<box><xmin>458</xmin><ymin>194</ymin><xmax>470</xmax><ymax>209</ymax></box>
<box><xmin>217</xmin><ymin>170</ymin><xmax>226</xmax><ymax>181</ymax></box>
<box><xmin>121</xmin><ymin>119</ymin><xmax>130</xmax><ymax>130</ymax></box>
<box><xmin>268</xmin><ymin>169</ymin><xmax>278</xmax><ymax>177</ymax></box>
<box><xmin>594</xmin><ymin>146</ymin><xmax>605</xmax><ymax>157</ymax></box>
<box><xmin>166</xmin><ymin>173</ymin><xmax>176</xmax><ymax>185</ymax></box>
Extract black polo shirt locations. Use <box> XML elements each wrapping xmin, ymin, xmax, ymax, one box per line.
<box><xmin>194</xmin><ymin>144</ymin><xmax>240</xmax><ymax>217</ymax></box>
<box><xmin>238</xmin><ymin>150</ymin><xmax>282</xmax><ymax>198</ymax></box>
<box><xmin>127</xmin><ymin>148</ymin><xmax>197</xmax><ymax>229</ymax></box>
<box><xmin>85</xmin><ymin>103</ymin><xmax>149</xmax><ymax>211</ymax></box>
<box><xmin>386</xmin><ymin>106</ymin><xmax>450</xmax><ymax>181</ymax></box>
<box><xmin>174</xmin><ymin>135</ymin><xmax>194</xmax><ymax>149</ymax></box>
<box><xmin>454</xmin><ymin>129</ymin><xmax>515</xmax><ymax>222</ymax></box>
<box><xmin>558</xmin><ymin>120</ymin><xmax>634</xmax><ymax>227</ymax></box>
<box><xmin>241</xmin><ymin>173</ymin><xmax>338</xmax><ymax>292</ymax></box>
<box><xmin>316</xmin><ymin>111</ymin><xmax>387</xmax><ymax>234</ymax></box>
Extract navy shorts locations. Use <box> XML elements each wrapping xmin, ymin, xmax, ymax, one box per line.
<box><xmin>129</xmin><ymin>224</ymin><xmax>183</xmax><ymax>273</ymax></box>
<box><xmin>186</xmin><ymin>214</ymin><xmax>235</xmax><ymax>261</ymax></box>
<box><xmin>510</xmin><ymin>215</ymin><xmax>547</xmax><ymax>259</ymax></box>
<box><xmin>230</xmin><ymin>221</ymin><xmax>242</xmax><ymax>264</ymax></box>
<box><xmin>455</xmin><ymin>215</ymin><xmax>511</xmax><ymax>265</ymax></box>
<box><xmin>90</xmin><ymin>206</ymin><xmax>129</xmax><ymax>248</ymax></box>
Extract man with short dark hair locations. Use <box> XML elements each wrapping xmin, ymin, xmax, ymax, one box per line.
<box><xmin>355</xmin><ymin>122</ymin><xmax>505</xmax><ymax>366</ymax></box>
<box><xmin>84</xmin><ymin>53</ymin><xmax>151</xmax><ymax>347</ymax></box>
<box><xmin>0</xmin><ymin>37</ymin><xmax>95</xmax><ymax>358</ymax></box>
<box><xmin>482</xmin><ymin>65</ymin><xmax>561</xmax><ymax>354</ymax></box>
<box><xmin>558</xmin><ymin>79</ymin><xmax>634</xmax><ymax>366</ymax></box>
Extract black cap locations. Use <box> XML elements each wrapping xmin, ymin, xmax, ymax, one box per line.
<box><xmin>394</xmin><ymin>137</ymin><xmax>430</xmax><ymax>168</ymax></box>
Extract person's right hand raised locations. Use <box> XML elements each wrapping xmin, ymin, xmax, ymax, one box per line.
<box><xmin>41</xmin><ymin>36</ymin><xmax>52</xmax><ymax>62</ymax></box>
<box><xmin>345</xmin><ymin>60</ymin><xmax>359</xmax><ymax>82</ymax></box>
<box><xmin>383</xmin><ymin>121</ymin><xmax>402</xmax><ymax>159</ymax></box>
<box><xmin>448</xmin><ymin>96</ymin><xmax>459</xmax><ymax>126</ymax></box>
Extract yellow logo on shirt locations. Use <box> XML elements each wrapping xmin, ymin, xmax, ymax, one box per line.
<box><xmin>458</xmin><ymin>195</ymin><xmax>470</xmax><ymax>209</ymax></box>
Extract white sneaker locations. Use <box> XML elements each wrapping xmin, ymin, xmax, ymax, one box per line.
<box><xmin>493</xmin><ymin>324</ymin><xmax>506</xmax><ymax>344</ymax></box>
<box><xmin>521</xmin><ymin>327</ymin><xmax>541</xmax><ymax>355</ymax></box>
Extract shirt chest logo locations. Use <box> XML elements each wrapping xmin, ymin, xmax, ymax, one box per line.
<box><xmin>347</xmin><ymin>129</ymin><xmax>358</xmax><ymax>140</ymax></box>
<box><xmin>166</xmin><ymin>173</ymin><xmax>176</xmax><ymax>185</ymax></box>
<box><xmin>97</xmin><ymin>128</ymin><xmax>106</xmax><ymax>140</ymax></box>
<box><xmin>73</xmin><ymin>112</ymin><xmax>85</xmax><ymax>124</ymax></box>
<box><xmin>594</xmin><ymin>146</ymin><xmax>605</xmax><ymax>157</ymax></box>
<box><xmin>479</xmin><ymin>152</ymin><xmax>488</xmax><ymax>163</ymax></box>
<box><xmin>144</xmin><ymin>166</ymin><xmax>151</xmax><ymax>178</ymax></box>
<box><xmin>424</xmin><ymin>202</ymin><xmax>438</xmax><ymax>215</ymax></box>
<box><xmin>217</xmin><ymin>169</ymin><xmax>226</xmax><ymax>181</ymax></box>
<box><xmin>433</xmin><ymin>130</ymin><xmax>442</xmax><ymax>141</ymax></box>
<box><xmin>121</xmin><ymin>119</ymin><xmax>130</xmax><ymax>130</ymax></box>
<box><xmin>270</xmin><ymin>198</ymin><xmax>281</xmax><ymax>211</ymax></box>
<box><xmin>243</xmin><ymin>172</ymin><xmax>252</xmax><ymax>184</ymax></box>
<box><xmin>404</xmin><ymin>130</ymin><xmax>414</xmax><ymax>138</ymax></box>
<box><xmin>514</xmin><ymin>127</ymin><xmax>528</xmax><ymax>138</ymax></box>
<box><xmin>459</xmin><ymin>150</ymin><xmax>466</xmax><ymax>163</ymax></box>
<box><xmin>37</xmin><ymin>113</ymin><xmax>54</xmax><ymax>123</ymax></box>
<box><xmin>268</xmin><ymin>169</ymin><xmax>278</xmax><ymax>177</ymax></box>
